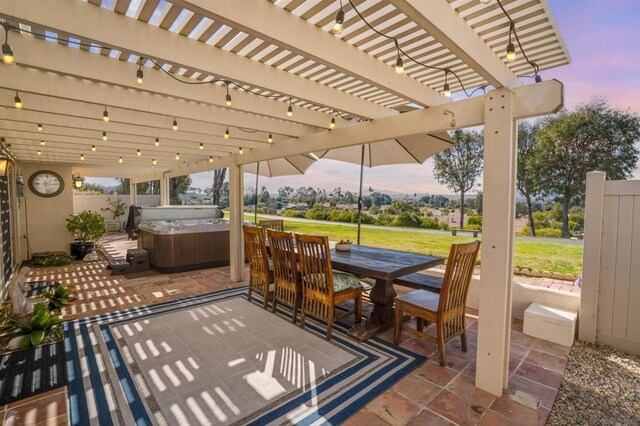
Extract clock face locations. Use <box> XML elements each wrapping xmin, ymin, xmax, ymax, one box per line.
<box><xmin>28</xmin><ymin>171</ymin><xmax>65</xmax><ymax>197</ymax></box>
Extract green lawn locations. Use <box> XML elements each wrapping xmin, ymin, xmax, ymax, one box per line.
<box><xmin>239</xmin><ymin>214</ymin><xmax>583</xmax><ymax>275</ymax></box>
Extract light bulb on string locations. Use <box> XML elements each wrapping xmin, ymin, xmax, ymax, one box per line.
<box><xmin>329</xmin><ymin>116</ymin><xmax>336</xmax><ymax>129</ymax></box>
<box><xmin>172</xmin><ymin>118</ymin><xmax>178</xmax><ymax>131</ymax></box>
<box><xmin>175</xmin><ymin>153</ymin><xmax>180</xmax><ymax>160</ymax></box>
<box><xmin>224</xmin><ymin>127</ymin><xmax>230</xmax><ymax>139</ymax></box>
<box><xmin>506</xmin><ymin>23</ymin><xmax>516</xmax><ymax>62</ymax></box>
<box><xmin>118</xmin><ymin>157</ymin><xmax>123</xmax><ymax>163</ymax></box>
<box><xmin>443</xmin><ymin>70</ymin><xmax>451</xmax><ymax>97</ymax></box>
<box><xmin>287</xmin><ymin>98</ymin><xmax>293</xmax><ymax>117</ymax></box>
<box><xmin>36</xmin><ymin>150</ymin><xmax>42</xmax><ymax>156</ymax></box>
<box><xmin>152</xmin><ymin>159</ymin><xmax>157</xmax><ymax>166</ymax></box>
<box><xmin>238</xmin><ymin>147</ymin><xmax>244</xmax><ymax>155</ymax></box>
<box><xmin>267</xmin><ymin>134</ymin><xmax>273</xmax><ymax>144</ymax></box>
<box><xmin>103</xmin><ymin>107</ymin><xmax>109</xmax><ymax>122</ymax></box>
<box><xmin>92</xmin><ymin>145</ymin><xmax>96</xmax><ymax>152</ymax></box>
<box><xmin>333</xmin><ymin>5</ymin><xmax>345</xmax><ymax>34</ymax></box>
<box><xmin>37</xmin><ymin>124</ymin><xmax>43</xmax><ymax>132</ymax></box>
<box><xmin>14</xmin><ymin>92</ymin><xmax>22</xmax><ymax>109</ymax></box>
<box><xmin>225</xmin><ymin>82</ymin><xmax>232</xmax><ymax>107</ymax></box>
<box><xmin>40</xmin><ymin>140</ymin><xmax>45</xmax><ymax>146</ymax></box>
<box><xmin>155</xmin><ymin>137</ymin><xmax>160</xmax><ymax>146</ymax></box>
<box><xmin>395</xmin><ymin>54</ymin><xmax>404</xmax><ymax>74</ymax></box>
<box><xmin>137</xmin><ymin>149</ymin><xmax>141</xmax><ymax>156</ymax></box>
<box><xmin>102</xmin><ymin>131</ymin><xmax>108</xmax><ymax>141</ymax></box>
<box><xmin>199</xmin><ymin>143</ymin><xmax>204</xmax><ymax>150</ymax></box>
<box><xmin>209</xmin><ymin>156</ymin><xmax>214</xmax><ymax>163</ymax></box>
<box><xmin>80</xmin><ymin>154</ymin><xmax>85</xmax><ymax>161</ymax></box>
<box><xmin>136</xmin><ymin>57</ymin><xmax>144</xmax><ymax>84</ymax></box>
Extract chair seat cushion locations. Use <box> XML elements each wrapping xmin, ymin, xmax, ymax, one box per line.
<box><xmin>333</xmin><ymin>271</ymin><xmax>363</xmax><ymax>293</ymax></box>
<box><xmin>396</xmin><ymin>289</ymin><xmax>440</xmax><ymax>312</ymax></box>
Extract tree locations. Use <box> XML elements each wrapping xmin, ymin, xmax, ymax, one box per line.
<box><xmin>114</xmin><ymin>178</ymin><xmax>130</xmax><ymax>195</ymax></box>
<box><xmin>516</xmin><ymin>121</ymin><xmax>543</xmax><ymax>236</ymax></box>
<box><xmin>137</xmin><ymin>181</ymin><xmax>159</xmax><ymax>195</ymax></box>
<box><xmin>277</xmin><ymin>186</ymin><xmax>294</xmax><ymax>203</ymax></box>
<box><xmin>211</xmin><ymin>168</ymin><xmax>227</xmax><ymax>206</ymax></box>
<box><xmin>433</xmin><ymin>130</ymin><xmax>484</xmax><ymax>229</ymax></box>
<box><xmin>536</xmin><ymin>99</ymin><xmax>640</xmax><ymax>237</ymax></box>
<box><xmin>169</xmin><ymin>175</ymin><xmax>192</xmax><ymax>205</ymax></box>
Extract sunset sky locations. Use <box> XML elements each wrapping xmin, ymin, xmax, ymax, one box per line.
<box><xmin>93</xmin><ymin>0</ymin><xmax>640</xmax><ymax>195</ymax></box>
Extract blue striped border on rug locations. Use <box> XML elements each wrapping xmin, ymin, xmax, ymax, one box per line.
<box><xmin>65</xmin><ymin>286</ymin><xmax>427</xmax><ymax>425</ymax></box>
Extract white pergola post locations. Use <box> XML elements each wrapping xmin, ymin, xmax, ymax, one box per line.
<box><xmin>229</xmin><ymin>163</ymin><xmax>245</xmax><ymax>282</ymax></box>
<box><xmin>159</xmin><ymin>175</ymin><xmax>170</xmax><ymax>206</ymax></box>
<box><xmin>129</xmin><ymin>180</ymin><xmax>138</xmax><ymax>206</ymax></box>
<box><xmin>476</xmin><ymin>88</ymin><xmax>517</xmax><ymax>396</ymax></box>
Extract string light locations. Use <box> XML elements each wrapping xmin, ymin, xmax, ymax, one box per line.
<box><xmin>118</xmin><ymin>156</ymin><xmax>123</xmax><ymax>163</ymax></box>
<box><xmin>395</xmin><ymin>45</ymin><xmax>404</xmax><ymax>74</ymax></box>
<box><xmin>267</xmin><ymin>133</ymin><xmax>273</xmax><ymax>143</ymax></box>
<box><xmin>80</xmin><ymin>153</ymin><xmax>85</xmax><ymax>161</ymax></box>
<box><xmin>102</xmin><ymin>131</ymin><xmax>108</xmax><ymax>141</ymax></box>
<box><xmin>37</xmin><ymin>123</ymin><xmax>43</xmax><ymax>132</ymax></box>
<box><xmin>152</xmin><ymin>159</ymin><xmax>157</xmax><ymax>165</ymax></box>
<box><xmin>136</xmin><ymin>57</ymin><xmax>144</xmax><ymax>84</ymax></box>
<box><xmin>199</xmin><ymin>142</ymin><xmax>204</xmax><ymax>150</ymax></box>
<box><xmin>443</xmin><ymin>70</ymin><xmax>451</xmax><ymax>97</ymax></box>
<box><xmin>225</xmin><ymin>82</ymin><xmax>232</xmax><ymax>107</ymax></box>
<box><xmin>155</xmin><ymin>137</ymin><xmax>160</xmax><ymax>146</ymax></box>
<box><xmin>14</xmin><ymin>92</ymin><xmax>22</xmax><ymax>108</ymax></box>
<box><xmin>224</xmin><ymin>127</ymin><xmax>230</xmax><ymax>139</ymax></box>
<box><xmin>333</xmin><ymin>1</ymin><xmax>345</xmax><ymax>34</ymax></box>
<box><xmin>238</xmin><ymin>147</ymin><xmax>244</xmax><ymax>155</ymax></box>
<box><xmin>506</xmin><ymin>23</ymin><xmax>516</xmax><ymax>62</ymax></box>
<box><xmin>36</xmin><ymin>150</ymin><xmax>42</xmax><ymax>156</ymax></box>
<box><xmin>172</xmin><ymin>118</ymin><xmax>178</xmax><ymax>131</ymax></box>
<box><xmin>209</xmin><ymin>156</ymin><xmax>214</xmax><ymax>163</ymax></box>
<box><xmin>103</xmin><ymin>107</ymin><xmax>109</xmax><ymax>122</ymax></box>
<box><xmin>91</xmin><ymin>145</ymin><xmax>96</xmax><ymax>151</ymax></box>
<box><xmin>137</xmin><ymin>149</ymin><xmax>141</xmax><ymax>156</ymax></box>
<box><xmin>175</xmin><ymin>153</ymin><xmax>180</xmax><ymax>160</ymax></box>
<box><xmin>287</xmin><ymin>98</ymin><xmax>293</xmax><ymax>117</ymax></box>
<box><xmin>2</xmin><ymin>25</ymin><xmax>14</xmax><ymax>65</ymax></box>
<box><xmin>329</xmin><ymin>116</ymin><xmax>336</xmax><ymax>129</ymax></box>
<box><xmin>40</xmin><ymin>140</ymin><xmax>45</xmax><ymax>146</ymax></box>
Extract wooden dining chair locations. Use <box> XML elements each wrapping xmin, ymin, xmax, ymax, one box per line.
<box><xmin>394</xmin><ymin>240</ymin><xmax>481</xmax><ymax>366</ymax></box>
<box><xmin>243</xmin><ymin>225</ymin><xmax>274</xmax><ymax>309</ymax></box>
<box><xmin>267</xmin><ymin>229</ymin><xmax>301</xmax><ymax>323</ymax></box>
<box><xmin>295</xmin><ymin>234</ymin><xmax>363</xmax><ymax>340</ymax></box>
<box><xmin>260</xmin><ymin>219</ymin><xmax>284</xmax><ymax>233</ymax></box>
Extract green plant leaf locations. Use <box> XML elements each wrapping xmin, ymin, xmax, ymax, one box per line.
<box><xmin>30</xmin><ymin>330</ymin><xmax>45</xmax><ymax>346</ymax></box>
<box><xmin>18</xmin><ymin>335</ymin><xmax>32</xmax><ymax>349</ymax></box>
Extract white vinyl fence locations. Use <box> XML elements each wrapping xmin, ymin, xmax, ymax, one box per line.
<box><xmin>580</xmin><ymin>172</ymin><xmax>640</xmax><ymax>355</ymax></box>
<box><xmin>73</xmin><ymin>194</ymin><xmax>161</xmax><ymax>218</ymax></box>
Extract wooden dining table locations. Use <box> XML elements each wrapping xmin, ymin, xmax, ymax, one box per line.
<box><xmin>329</xmin><ymin>245</ymin><xmax>444</xmax><ymax>340</ymax></box>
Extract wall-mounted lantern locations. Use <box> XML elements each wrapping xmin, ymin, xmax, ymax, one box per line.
<box><xmin>72</xmin><ymin>173</ymin><xmax>83</xmax><ymax>189</ymax></box>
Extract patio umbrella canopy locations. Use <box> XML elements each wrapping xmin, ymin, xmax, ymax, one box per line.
<box><xmin>317</xmin><ymin>132</ymin><xmax>454</xmax><ymax>243</ymax></box>
<box><xmin>244</xmin><ymin>154</ymin><xmax>317</xmax><ymax>222</ymax></box>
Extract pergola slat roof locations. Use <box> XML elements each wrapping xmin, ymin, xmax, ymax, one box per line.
<box><xmin>0</xmin><ymin>0</ymin><xmax>569</xmax><ymax>175</ymax></box>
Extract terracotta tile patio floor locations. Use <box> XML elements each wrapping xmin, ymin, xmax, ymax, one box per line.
<box><xmin>1</xmin><ymin>261</ymin><xmax>571</xmax><ymax>425</ymax></box>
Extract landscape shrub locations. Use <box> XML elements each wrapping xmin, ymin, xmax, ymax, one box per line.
<box><xmin>421</xmin><ymin>216</ymin><xmax>441</xmax><ymax>230</ymax></box>
<box><xmin>465</xmin><ymin>224</ymin><xmax>482</xmax><ymax>231</ymax></box>
<box><xmin>467</xmin><ymin>215</ymin><xmax>482</xmax><ymax>227</ymax></box>
<box><xmin>282</xmin><ymin>209</ymin><xmax>305</xmax><ymax>218</ymax></box>
<box><xmin>305</xmin><ymin>205</ymin><xmax>330</xmax><ymax>221</ymax></box>
<box><xmin>536</xmin><ymin>228</ymin><xmax>562</xmax><ymax>238</ymax></box>
<box><xmin>392</xmin><ymin>212</ymin><xmax>423</xmax><ymax>228</ymax></box>
<box><xmin>375</xmin><ymin>213</ymin><xmax>394</xmax><ymax>226</ymax></box>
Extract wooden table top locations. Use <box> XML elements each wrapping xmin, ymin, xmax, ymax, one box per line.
<box><xmin>330</xmin><ymin>245</ymin><xmax>444</xmax><ymax>281</ymax></box>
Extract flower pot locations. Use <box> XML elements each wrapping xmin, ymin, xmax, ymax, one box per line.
<box><xmin>70</xmin><ymin>241</ymin><xmax>95</xmax><ymax>260</ymax></box>
<box><xmin>105</xmin><ymin>219</ymin><xmax>121</xmax><ymax>232</ymax></box>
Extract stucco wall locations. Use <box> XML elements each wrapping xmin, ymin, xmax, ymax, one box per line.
<box><xmin>20</xmin><ymin>162</ymin><xmax>74</xmax><ymax>259</ymax></box>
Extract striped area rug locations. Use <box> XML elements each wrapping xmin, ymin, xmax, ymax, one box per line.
<box><xmin>65</xmin><ymin>287</ymin><xmax>426</xmax><ymax>425</ymax></box>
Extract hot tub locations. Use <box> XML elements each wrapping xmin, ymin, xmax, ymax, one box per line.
<box><xmin>137</xmin><ymin>218</ymin><xmax>231</xmax><ymax>273</ymax></box>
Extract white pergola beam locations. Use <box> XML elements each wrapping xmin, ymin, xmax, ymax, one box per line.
<box><xmin>388</xmin><ymin>0</ymin><xmax>519</xmax><ymax>89</ymax></box>
<box><xmin>0</xmin><ymin>66</ymin><xmax>313</xmax><ymax>138</ymax></box>
<box><xmin>10</xmin><ymin>36</ymin><xmax>342</xmax><ymax>130</ymax></box>
<box><xmin>1</xmin><ymin>0</ymin><xmax>393</xmax><ymax>119</ymax></box>
<box><xmin>174</xmin><ymin>0</ymin><xmax>448</xmax><ymax>107</ymax></box>
<box><xmin>236</xmin><ymin>80</ymin><xmax>563</xmax><ymax>165</ymax></box>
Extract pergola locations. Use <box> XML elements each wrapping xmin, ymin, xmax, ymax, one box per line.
<box><xmin>0</xmin><ymin>0</ymin><xmax>569</xmax><ymax>396</ymax></box>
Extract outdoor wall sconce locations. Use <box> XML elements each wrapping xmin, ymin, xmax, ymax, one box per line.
<box><xmin>0</xmin><ymin>158</ymin><xmax>8</xmax><ymax>177</ymax></box>
<box><xmin>443</xmin><ymin>109</ymin><xmax>456</xmax><ymax>128</ymax></box>
<box><xmin>72</xmin><ymin>173</ymin><xmax>83</xmax><ymax>189</ymax></box>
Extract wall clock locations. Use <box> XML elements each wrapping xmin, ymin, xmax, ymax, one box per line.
<box><xmin>28</xmin><ymin>170</ymin><xmax>65</xmax><ymax>198</ymax></box>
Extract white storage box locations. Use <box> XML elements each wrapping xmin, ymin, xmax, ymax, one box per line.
<box><xmin>523</xmin><ymin>303</ymin><xmax>577</xmax><ymax>347</ymax></box>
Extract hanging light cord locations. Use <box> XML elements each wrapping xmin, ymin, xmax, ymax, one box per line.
<box><xmin>495</xmin><ymin>0</ymin><xmax>539</xmax><ymax>78</ymax></box>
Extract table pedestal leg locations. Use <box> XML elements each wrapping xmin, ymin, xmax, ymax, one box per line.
<box><xmin>348</xmin><ymin>279</ymin><xmax>396</xmax><ymax>341</ymax></box>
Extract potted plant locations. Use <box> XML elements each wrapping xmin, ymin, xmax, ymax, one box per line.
<box><xmin>42</xmin><ymin>284</ymin><xmax>77</xmax><ymax>311</ymax></box>
<box><xmin>101</xmin><ymin>196</ymin><xmax>127</xmax><ymax>232</ymax></box>
<box><xmin>335</xmin><ymin>239</ymin><xmax>353</xmax><ymax>252</ymax></box>
<box><xmin>66</xmin><ymin>210</ymin><xmax>107</xmax><ymax>260</ymax></box>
